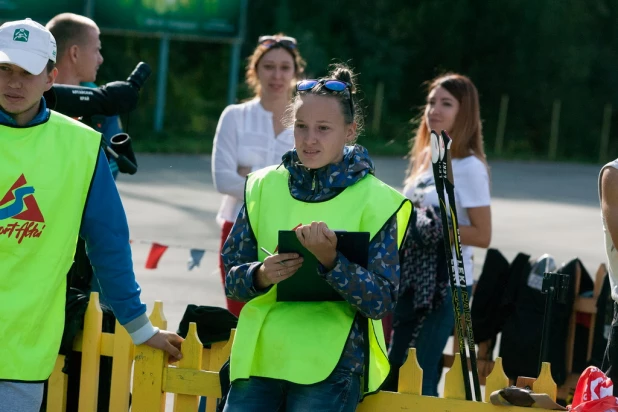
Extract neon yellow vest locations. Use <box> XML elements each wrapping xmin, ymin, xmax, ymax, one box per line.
<box><xmin>230</xmin><ymin>165</ymin><xmax>412</xmax><ymax>394</ymax></box>
<box><xmin>0</xmin><ymin>111</ymin><xmax>100</xmax><ymax>381</ymax></box>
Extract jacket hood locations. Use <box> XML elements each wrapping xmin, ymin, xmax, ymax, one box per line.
<box><xmin>281</xmin><ymin>144</ymin><xmax>375</xmax><ymax>200</ymax></box>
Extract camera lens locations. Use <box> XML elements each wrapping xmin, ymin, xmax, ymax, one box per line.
<box><xmin>127</xmin><ymin>62</ymin><xmax>152</xmax><ymax>91</ymax></box>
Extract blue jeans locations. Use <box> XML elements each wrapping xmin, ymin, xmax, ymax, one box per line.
<box><xmin>223</xmin><ymin>367</ymin><xmax>361</xmax><ymax>412</ymax></box>
<box><xmin>0</xmin><ymin>382</ymin><xmax>43</xmax><ymax>412</ymax></box>
<box><xmin>389</xmin><ymin>285</ymin><xmax>472</xmax><ymax>396</ymax></box>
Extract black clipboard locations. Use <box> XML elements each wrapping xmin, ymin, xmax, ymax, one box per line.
<box><xmin>276</xmin><ymin>230</ymin><xmax>370</xmax><ymax>302</ymax></box>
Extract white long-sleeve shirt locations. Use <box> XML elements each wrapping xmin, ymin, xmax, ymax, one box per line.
<box><xmin>211</xmin><ymin>98</ymin><xmax>295</xmax><ymax>224</ymax></box>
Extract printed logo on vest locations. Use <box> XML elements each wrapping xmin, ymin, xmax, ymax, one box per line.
<box><xmin>0</xmin><ymin>174</ymin><xmax>45</xmax><ymax>243</ymax></box>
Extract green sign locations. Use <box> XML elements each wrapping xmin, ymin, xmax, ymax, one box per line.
<box><xmin>94</xmin><ymin>0</ymin><xmax>242</xmax><ymax>40</ymax></box>
<box><xmin>0</xmin><ymin>0</ymin><xmax>84</xmax><ymax>25</ymax></box>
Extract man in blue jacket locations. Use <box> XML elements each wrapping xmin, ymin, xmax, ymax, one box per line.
<box><xmin>0</xmin><ymin>18</ymin><xmax>182</xmax><ymax>410</ymax></box>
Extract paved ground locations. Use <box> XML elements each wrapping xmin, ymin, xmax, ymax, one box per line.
<box><xmin>116</xmin><ymin>154</ymin><xmax>607</xmax><ymax>403</ymax></box>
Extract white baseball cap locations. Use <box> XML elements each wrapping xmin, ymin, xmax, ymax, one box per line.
<box><xmin>0</xmin><ymin>18</ymin><xmax>57</xmax><ymax>75</ymax></box>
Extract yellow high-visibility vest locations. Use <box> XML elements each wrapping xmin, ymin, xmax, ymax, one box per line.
<box><xmin>230</xmin><ymin>164</ymin><xmax>412</xmax><ymax>394</ymax></box>
<box><xmin>0</xmin><ymin>111</ymin><xmax>100</xmax><ymax>381</ymax></box>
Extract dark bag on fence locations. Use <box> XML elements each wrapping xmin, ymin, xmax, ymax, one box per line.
<box><xmin>471</xmin><ymin>251</ymin><xmax>531</xmax><ymax>354</ymax></box>
<box><xmin>499</xmin><ymin>257</ymin><xmax>593</xmax><ymax>385</ymax></box>
<box><xmin>176</xmin><ymin>304</ymin><xmax>238</xmax><ymax>347</ymax></box>
<box><xmin>471</xmin><ymin>248</ymin><xmax>511</xmax><ymax>344</ymax></box>
<box><xmin>176</xmin><ymin>305</ymin><xmax>238</xmax><ymax>412</ymax></box>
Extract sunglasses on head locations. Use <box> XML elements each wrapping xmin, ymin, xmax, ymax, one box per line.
<box><xmin>296</xmin><ymin>79</ymin><xmax>355</xmax><ymax>115</ymax></box>
<box><xmin>258</xmin><ymin>35</ymin><xmax>297</xmax><ymax>50</ymax></box>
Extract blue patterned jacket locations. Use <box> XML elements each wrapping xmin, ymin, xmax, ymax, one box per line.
<box><xmin>222</xmin><ymin>145</ymin><xmax>401</xmax><ymax>374</ymax></box>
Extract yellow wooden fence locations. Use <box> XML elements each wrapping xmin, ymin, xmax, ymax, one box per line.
<box><xmin>47</xmin><ymin>292</ymin><xmax>561</xmax><ymax>411</ymax></box>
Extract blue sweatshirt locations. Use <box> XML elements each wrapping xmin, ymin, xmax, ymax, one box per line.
<box><xmin>0</xmin><ymin>98</ymin><xmax>157</xmax><ymax>345</ymax></box>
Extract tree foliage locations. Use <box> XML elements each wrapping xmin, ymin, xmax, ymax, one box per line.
<box><xmin>97</xmin><ymin>0</ymin><xmax>618</xmax><ymax>160</ymax></box>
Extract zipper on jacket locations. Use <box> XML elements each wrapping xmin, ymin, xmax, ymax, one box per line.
<box><xmin>311</xmin><ymin>171</ymin><xmax>317</xmax><ymax>193</ymax></box>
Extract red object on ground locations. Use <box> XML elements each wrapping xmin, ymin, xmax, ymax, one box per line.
<box><xmin>569</xmin><ymin>366</ymin><xmax>618</xmax><ymax>411</ymax></box>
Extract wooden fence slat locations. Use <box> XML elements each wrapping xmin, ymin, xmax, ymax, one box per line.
<box><xmin>164</xmin><ymin>369</ymin><xmax>223</xmax><ymax>398</ymax></box>
<box><xmin>132</xmin><ymin>344</ymin><xmax>167</xmax><ymax>411</ymax></box>
<box><xmin>210</xmin><ymin>329</ymin><xmax>236</xmax><ymax>372</ymax></box>
<box><xmin>47</xmin><ymin>355</ymin><xmax>68</xmax><ymax>412</ymax></box>
<box><xmin>398</xmin><ymin>348</ymin><xmax>422</xmax><ymax>395</ymax></box>
<box><xmin>444</xmin><ymin>353</ymin><xmax>467</xmax><ymax>400</ymax></box>
<box><xmin>78</xmin><ymin>292</ymin><xmax>103</xmax><ymax>412</ymax></box>
<box><xmin>485</xmin><ymin>357</ymin><xmax>509</xmax><ymax>403</ymax></box>
<box><xmin>533</xmin><ymin>362</ymin><xmax>557</xmax><ymax>402</ymax></box>
<box><xmin>130</xmin><ymin>299</ymin><xmax>170</xmax><ymax>411</ymax></box>
<box><xmin>150</xmin><ymin>300</ymin><xmax>167</xmax><ymax>329</ymax></box>
<box><xmin>209</xmin><ymin>341</ymin><xmax>229</xmax><ymax>370</ymax></box>
<box><xmin>72</xmin><ymin>331</ymin><xmax>114</xmax><ymax>356</ymax></box>
<box><xmin>109</xmin><ymin>320</ymin><xmax>134</xmax><ymax>411</ymax></box>
<box><xmin>202</xmin><ymin>347</ymin><xmax>212</xmax><ymax>370</ymax></box>
<box><xmin>174</xmin><ymin>323</ymin><xmax>204</xmax><ymax>412</ymax></box>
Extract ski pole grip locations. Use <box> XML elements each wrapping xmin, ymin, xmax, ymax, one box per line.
<box><xmin>430</xmin><ymin>130</ymin><xmax>441</xmax><ymax>164</ymax></box>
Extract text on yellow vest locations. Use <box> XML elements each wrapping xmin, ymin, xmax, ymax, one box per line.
<box><xmin>0</xmin><ymin>111</ymin><xmax>101</xmax><ymax>381</ymax></box>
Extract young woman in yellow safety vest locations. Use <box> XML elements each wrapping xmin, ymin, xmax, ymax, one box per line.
<box><xmin>220</xmin><ymin>63</ymin><xmax>412</xmax><ymax>412</ymax></box>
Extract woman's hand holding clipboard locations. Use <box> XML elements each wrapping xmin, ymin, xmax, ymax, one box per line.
<box><xmin>254</xmin><ymin>248</ymin><xmax>303</xmax><ymax>290</ymax></box>
<box><xmin>295</xmin><ymin>222</ymin><xmax>339</xmax><ymax>271</ymax></box>
<box><xmin>256</xmin><ymin>222</ymin><xmax>336</xmax><ymax>290</ymax></box>
<box><xmin>277</xmin><ymin>225</ymin><xmax>370</xmax><ymax>302</ymax></box>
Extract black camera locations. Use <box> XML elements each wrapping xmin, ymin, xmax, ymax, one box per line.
<box><xmin>44</xmin><ymin>62</ymin><xmax>152</xmax><ymax>175</ymax></box>
<box><xmin>44</xmin><ymin>62</ymin><xmax>152</xmax><ymax>118</ymax></box>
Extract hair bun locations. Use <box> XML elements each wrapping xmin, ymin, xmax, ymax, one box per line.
<box><xmin>328</xmin><ymin>63</ymin><xmax>356</xmax><ymax>93</ymax></box>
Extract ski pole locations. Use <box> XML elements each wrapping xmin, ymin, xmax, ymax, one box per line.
<box><xmin>430</xmin><ymin>130</ymin><xmax>473</xmax><ymax>401</ymax></box>
<box><xmin>440</xmin><ymin>130</ymin><xmax>482</xmax><ymax>401</ymax></box>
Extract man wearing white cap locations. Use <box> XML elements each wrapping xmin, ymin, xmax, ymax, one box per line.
<box><xmin>0</xmin><ymin>19</ymin><xmax>58</xmax><ymax>124</ymax></box>
<box><xmin>0</xmin><ymin>18</ymin><xmax>184</xmax><ymax>410</ymax></box>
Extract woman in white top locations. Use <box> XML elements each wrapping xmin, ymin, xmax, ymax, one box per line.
<box><xmin>389</xmin><ymin>73</ymin><xmax>491</xmax><ymax>396</ymax></box>
<box><xmin>212</xmin><ymin>34</ymin><xmax>306</xmax><ymax>316</ymax></box>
